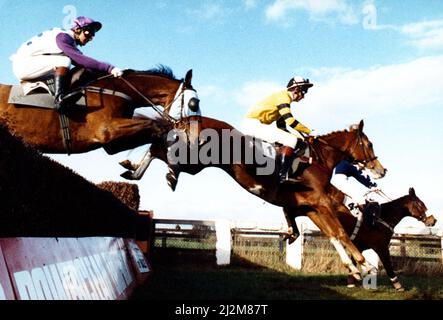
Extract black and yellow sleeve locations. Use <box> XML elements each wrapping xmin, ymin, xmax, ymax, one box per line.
<box><xmin>277</xmin><ymin>104</ymin><xmax>311</xmax><ymax>134</ymax></box>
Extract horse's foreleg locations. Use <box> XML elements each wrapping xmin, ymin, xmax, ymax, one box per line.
<box><xmin>166</xmin><ymin>165</ymin><xmax>180</xmax><ymax>191</ymax></box>
<box><xmin>377</xmin><ymin>247</ymin><xmax>404</xmax><ymax>292</ymax></box>
<box><xmin>119</xmin><ymin>159</ymin><xmax>139</xmax><ymax>171</ymax></box>
<box><xmin>282</xmin><ymin>207</ymin><xmax>300</xmax><ymax>244</ymax></box>
<box><xmin>329</xmin><ymin>201</ymin><xmax>377</xmax><ymax>273</ymax></box>
<box><xmin>306</xmin><ymin>208</ymin><xmax>362</xmax><ymax>280</ymax></box>
<box><xmin>121</xmin><ymin>150</ymin><xmax>155</xmax><ymax>180</ymax></box>
<box><xmin>347</xmin><ymin>256</ymin><xmax>358</xmax><ymax>288</ymax></box>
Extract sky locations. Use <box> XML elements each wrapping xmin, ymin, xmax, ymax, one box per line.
<box><xmin>0</xmin><ymin>0</ymin><xmax>442</xmax><ymax>230</ymax></box>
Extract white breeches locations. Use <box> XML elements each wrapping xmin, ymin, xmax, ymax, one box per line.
<box><xmin>240</xmin><ymin>118</ymin><xmax>300</xmax><ymax>148</ymax></box>
<box><xmin>11</xmin><ymin>54</ymin><xmax>71</xmax><ymax>81</ymax></box>
<box><xmin>330</xmin><ymin>173</ymin><xmax>366</xmax><ymax>205</ymax></box>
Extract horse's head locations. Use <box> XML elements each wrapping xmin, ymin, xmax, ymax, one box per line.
<box><xmin>167</xmin><ymin>69</ymin><xmax>201</xmax><ymax>120</ymax></box>
<box><xmin>405</xmin><ymin>187</ymin><xmax>435</xmax><ymax>226</ymax></box>
<box><xmin>347</xmin><ymin>120</ymin><xmax>387</xmax><ymax>179</ymax></box>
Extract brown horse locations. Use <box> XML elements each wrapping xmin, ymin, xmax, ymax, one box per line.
<box><xmin>120</xmin><ymin>116</ymin><xmax>387</xmax><ymax>279</ymax></box>
<box><xmin>335</xmin><ymin>187</ymin><xmax>437</xmax><ymax>291</ymax></box>
<box><xmin>0</xmin><ymin>66</ymin><xmax>195</xmax><ymax>155</ymax></box>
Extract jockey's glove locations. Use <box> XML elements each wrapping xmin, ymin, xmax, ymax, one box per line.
<box><xmin>295</xmin><ymin>123</ymin><xmax>312</xmax><ymax>135</ymax></box>
<box><xmin>111</xmin><ymin>67</ymin><xmax>124</xmax><ymax>77</ymax></box>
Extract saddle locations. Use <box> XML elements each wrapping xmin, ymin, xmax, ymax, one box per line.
<box><xmin>353</xmin><ymin>201</ymin><xmax>381</xmax><ymax>228</ymax></box>
<box><xmin>253</xmin><ymin>139</ymin><xmax>312</xmax><ymax>179</ymax></box>
<box><xmin>8</xmin><ymin>68</ymin><xmax>87</xmax><ymax>109</ymax></box>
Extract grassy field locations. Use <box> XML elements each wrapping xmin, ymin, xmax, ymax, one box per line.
<box><xmin>131</xmin><ymin>250</ymin><xmax>443</xmax><ymax>301</ymax></box>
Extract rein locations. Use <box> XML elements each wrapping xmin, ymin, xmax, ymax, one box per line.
<box><xmin>83</xmin><ymin>73</ymin><xmax>184</xmax><ymax>123</ymax></box>
<box><xmin>118</xmin><ymin>76</ymin><xmax>176</xmax><ymax>122</ymax></box>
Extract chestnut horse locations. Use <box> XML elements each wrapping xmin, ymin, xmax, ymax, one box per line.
<box><xmin>121</xmin><ymin>116</ymin><xmax>387</xmax><ymax>279</ymax></box>
<box><xmin>0</xmin><ymin>66</ymin><xmax>195</xmax><ymax>155</ymax></box>
<box><xmin>336</xmin><ymin>188</ymin><xmax>437</xmax><ymax>291</ymax></box>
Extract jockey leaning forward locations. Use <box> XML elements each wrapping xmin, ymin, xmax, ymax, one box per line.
<box><xmin>10</xmin><ymin>16</ymin><xmax>124</xmax><ymax>113</ymax></box>
<box><xmin>331</xmin><ymin>159</ymin><xmax>382</xmax><ymax>227</ymax></box>
<box><xmin>240</xmin><ymin>76</ymin><xmax>314</xmax><ymax>184</ymax></box>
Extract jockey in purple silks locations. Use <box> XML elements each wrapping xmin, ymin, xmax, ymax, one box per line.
<box><xmin>10</xmin><ymin>16</ymin><xmax>124</xmax><ymax>113</ymax></box>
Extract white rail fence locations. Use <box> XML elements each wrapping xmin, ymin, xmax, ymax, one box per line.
<box><xmin>153</xmin><ymin>219</ymin><xmax>443</xmax><ymax>270</ymax></box>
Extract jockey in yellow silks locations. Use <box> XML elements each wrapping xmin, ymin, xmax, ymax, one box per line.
<box><xmin>241</xmin><ymin>76</ymin><xmax>313</xmax><ymax>184</ymax></box>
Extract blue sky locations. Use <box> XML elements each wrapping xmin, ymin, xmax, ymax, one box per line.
<box><xmin>1</xmin><ymin>1</ymin><xmax>442</xmax><ymax>230</ymax></box>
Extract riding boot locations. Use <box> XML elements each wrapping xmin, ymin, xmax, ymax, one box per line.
<box><xmin>294</xmin><ymin>139</ymin><xmax>308</xmax><ymax>158</ymax></box>
<box><xmin>54</xmin><ymin>67</ymin><xmax>83</xmax><ymax>113</ymax></box>
<box><xmin>363</xmin><ymin>201</ymin><xmax>380</xmax><ymax>227</ymax></box>
<box><xmin>278</xmin><ymin>146</ymin><xmax>296</xmax><ymax>184</ymax></box>
<box><xmin>54</xmin><ymin>71</ymin><xmax>68</xmax><ymax>113</ymax></box>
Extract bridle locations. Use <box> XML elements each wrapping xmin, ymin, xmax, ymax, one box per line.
<box><xmin>410</xmin><ymin>197</ymin><xmax>428</xmax><ymax>223</ymax></box>
<box><xmin>348</xmin><ymin>130</ymin><xmax>378</xmax><ymax>166</ymax></box>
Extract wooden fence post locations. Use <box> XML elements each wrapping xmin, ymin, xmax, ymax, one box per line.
<box><xmin>441</xmin><ymin>236</ymin><xmax>443</xmax><ymax>264</ymax></box>
<box><xmin>400</xmin><ymin>236</ymin><xmax>406</xmax><ymax>258</ymax></box>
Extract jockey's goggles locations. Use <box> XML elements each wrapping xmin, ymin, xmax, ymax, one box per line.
<box><xmin>82</xmin><ymin>28</ymin><xmax>96</xmax><ymax>39</ymax></box>
<box><xmin>296</xmin><ymin>86</ymin><xmax>309</xmax><ymax>95</ymax></box>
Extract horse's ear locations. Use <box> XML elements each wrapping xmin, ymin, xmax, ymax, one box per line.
<box><xmin>359</xmin><ymin>120</ymin><xmax>364</xmax><ymax>132</ymax></box>
<box><xmin>409</xmin><ymin>187</ymin><xmax>416</xmax><ymax>197</ymax></box>
<box><xmin>185</xmin><ymin>69</ymin><xmax>193</xmax><ymax>86</ymax></box>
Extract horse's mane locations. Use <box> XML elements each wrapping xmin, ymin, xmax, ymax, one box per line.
<box><xmin>320</xmin><ymin>128</ymin><xmax>350</xmax><ymax>140</ymax></box>
<box><xmin>129</xmin><ymin>65</ymin><xmax>179</xmax><ymax>81</ymax></box>
<box><xmin>380</xmin><ymin>194</ymin><xmax>409</xmax><ymax>218</ymax></box>
<box><xmin>320</xmin><ymin>123</ymin><xmax>361</xmax><ymax>140</ymax></box>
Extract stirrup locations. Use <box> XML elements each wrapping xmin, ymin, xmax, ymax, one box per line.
<box><xmin>55</xmin><ymin>92</ymin><xmax>85</xmax><ymax>113</ymax></box>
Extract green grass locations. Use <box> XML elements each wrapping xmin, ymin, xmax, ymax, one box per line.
<box><xmin>131</xmin><ymin>252</ymin><xmax>443</xmax><ymax>300</ymax></box>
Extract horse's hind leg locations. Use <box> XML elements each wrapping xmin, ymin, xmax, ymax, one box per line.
<box><xmin>282</xmin><ymin>207</ymin><xmax>300</xmax><ymax>244</ymax></box>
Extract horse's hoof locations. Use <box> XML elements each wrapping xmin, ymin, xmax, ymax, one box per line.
<box><xmin>352</xmin><ymin>273</ymin><xmax>362</xmax><ymax>281</ymax></box>
<box><xmin>350</xmin><ymin>271</ymin><xmax>362</xmax><ymax>281</ymax></box>
<box><xmin>119</xmin><ymin>160</ymin><xmax>137</xmax><ymax>171</ymax></box>
<box><xmin>392</xmin><ymin>281</ymin><xmax>405</xmax><ymax>292</ymax></box>
<box><xmin>166</xmin><ymin>173</ymin><xmax>177</xmax><ymax>191</ymax></box>
<box><xmin>347</xmin><ymin>284</ymin><xmax>356</xmax><ymax>288</ymax></box>
<box><xmin>286</xmin><ymin>234</ymin><xmax>299</xmax><ymax>244</ymax></box>
<box><xmin>121</xmin><ymin>171</ymin><xmax>136</xmax><ymax>180</ymax></box>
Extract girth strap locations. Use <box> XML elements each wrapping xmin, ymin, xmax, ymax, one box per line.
<box><xmin>350</xmin><ymin>210</ymin><xmax>364</xmax><ymax>240</ymax></box>
<box><xmin>59</xmin><ymin>113</ymin><xmax>72</xmax><ymax>155</ymax></box>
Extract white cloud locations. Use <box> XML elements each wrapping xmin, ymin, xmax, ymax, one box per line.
<box><xmin>234</xmin><ymin>80</ymin><xmax>281</xmax><ymax>108</ymax></box>
<box><xmin>303</xmin><ymin>55</ymin><xmax>443</xmax><ymax>131</ymax></box>
<box><xmin>400</xmin><ymin>19</ymin><xmax>443</xmax><ymax>50</ymax></box>
<box><xmin>244</xmin><ymin>0</ymin><xmax>258</xmax><ymax>9</ymax></box>
<box><xmin>233</xmin><ymin>55</ymin><xmax>443</xmax><ymax>132</ymax></box>
<box><xmin>187</xmin><ymin>3</ymin><xmax>225</xmax><ymax>21</ymax></box>
<box><xmin>266</xmin><ymin>0</ymin><xmax>359</xmax><ymax>25</ymax></box>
